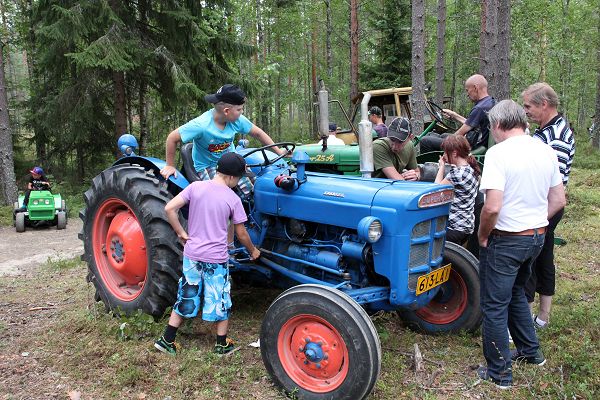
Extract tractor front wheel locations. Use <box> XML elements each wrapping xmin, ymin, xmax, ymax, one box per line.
<box><xmin>80</xmin><ymin>164</ymin><xmax>181</xmax><ymax>316</ymax></box>
<box><xmin>398</xmin><ymin>242</ymin><xmax>481</xmax><ymax>334</ymax></box>
<box><xmin>261</xmin><ymin>284</ymin><xmax>381</xmax><ymax>400</ymax></box>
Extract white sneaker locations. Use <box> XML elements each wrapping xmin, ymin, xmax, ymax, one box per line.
<box><xmin>508</xmin><ymin>327</ymin><xmax>513</xmax><ymax>344</ymax></box>
<box><xmin>532</xmin><ymin>314</ymin><xmax>548</xmax><ymax>330</ymax></box>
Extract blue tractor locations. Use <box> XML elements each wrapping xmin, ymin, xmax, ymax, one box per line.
<box><xmin>81</xmin><ymin>130</ymin><xmax>481</xmax><ymax>399</ymax></box>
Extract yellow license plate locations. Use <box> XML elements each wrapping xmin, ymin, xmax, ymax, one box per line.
<box><xmin>416</xmin><ymin>263</ymin><xmax>452</xmax><ymax>295</ymax></box>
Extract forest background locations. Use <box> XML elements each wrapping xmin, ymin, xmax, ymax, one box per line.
<box><xmin>1</xmin><ymin>0</ymin><xmax>600</xmax><ymax>204</ymax></box>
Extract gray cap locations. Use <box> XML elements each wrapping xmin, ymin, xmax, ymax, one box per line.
<box><xmin>387</xmin><ymin>117</ymin><xmax>411</xmax><ymax>142</ymax></box>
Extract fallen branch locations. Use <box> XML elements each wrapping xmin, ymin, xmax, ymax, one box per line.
<box><xmin>28</xmin><ymin>306</ymin><xmax>56</xmax><ymax>311</ymax></box>
<box><xmin>383</xmin><ymin>347</ymin><xmax>444</xmax><ymax>367</ymax></box>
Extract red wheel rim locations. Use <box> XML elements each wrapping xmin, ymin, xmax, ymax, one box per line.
<box><xmin>92</xmin><ymin>198</ymin><xmax>148</xmax><ymax>301</ymax></box>
<box><xmin>277</xmin><ymin>314</ymin><xmax>349</xmax><ymax>393</ymax></box>
<box><xmin>415</xmin><ymin>269</ymin><xmax>468</xmax><ymax>324</ymax></box>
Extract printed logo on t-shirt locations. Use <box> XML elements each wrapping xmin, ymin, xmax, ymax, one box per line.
<box><xmin>208</xmin><ymin>142</ymin><xmax>231</xmax><ymax>153</ymax></box>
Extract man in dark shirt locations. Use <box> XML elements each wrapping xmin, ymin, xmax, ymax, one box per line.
<box><xmin>420</xmin><ymin>74</ymin><xmax>496</xmax><ymax>153</ymax></box>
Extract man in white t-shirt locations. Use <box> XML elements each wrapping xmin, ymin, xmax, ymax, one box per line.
<box><xmin>475</xmin><ymin>100</ymin><xmax>566</xmax><ymax>389</ymax></box>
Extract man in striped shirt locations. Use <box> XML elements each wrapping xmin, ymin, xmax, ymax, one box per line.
<box><xmin>521</xmin><ymin>82</ymin><xmax>575</xmax><ymax>329</ymax></box>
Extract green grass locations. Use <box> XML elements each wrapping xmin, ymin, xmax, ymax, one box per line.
<box><xmin>0</xmin><ymin>204</ymin><xmax>13</xmax><ymax>226</ymax></box>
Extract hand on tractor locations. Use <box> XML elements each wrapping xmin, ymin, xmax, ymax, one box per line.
<box><xmin>402</xmin><ymin>169</ymin><xmax>419</xmax><ymax>181</ymax></box>
<box><xmin>249</xmin><ymin>247</ymin><xmax>261</xmax><ymax>260</ymax></box>
<box><xmin>442</xmin><ymin>109</ymin><xmax>457</xmax><ymax>120</ymax></box>
<box><xmin>160</xmin><ymin>165</ymin><xmax>178</xmax><ymax>179</ymax></box>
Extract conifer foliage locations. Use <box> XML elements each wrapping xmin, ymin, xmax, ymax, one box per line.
<box><xmin>28</xmin><ymin>0</ymin><xmax>252</xmax><ymax>179</ymax></box>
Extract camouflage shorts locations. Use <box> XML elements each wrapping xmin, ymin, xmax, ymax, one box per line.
<box><xmin>173</xmin><ymin>257</ymin><xmax>232</xmax><ymax>322</ymax></box>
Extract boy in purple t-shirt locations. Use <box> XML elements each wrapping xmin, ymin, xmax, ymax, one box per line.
<box><xmin>154</xmin><ymin>152</ymin><xmax>261</xmax><ymax>356</ymax></box>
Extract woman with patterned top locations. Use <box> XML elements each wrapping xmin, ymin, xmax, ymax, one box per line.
<box><xmin>435</xmin><ymin>135</ymin><xmax>481</xmax><ymax>244</ymax></box>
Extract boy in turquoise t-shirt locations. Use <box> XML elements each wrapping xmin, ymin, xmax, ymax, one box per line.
<box><xmin>160</xmin><ymin>84</ymin><xmax>286</xmax><ymax>196</ymax></box>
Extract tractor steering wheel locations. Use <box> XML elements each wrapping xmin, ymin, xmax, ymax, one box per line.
<box><xmin>425</xmin><ymin>101</ymin><xmax>460</xmax><ymax>131</ymax></box>
<box><xmin>243</xmin><ymin>142</ymin><xmax>296</xmax><ymax>168</ymax></box>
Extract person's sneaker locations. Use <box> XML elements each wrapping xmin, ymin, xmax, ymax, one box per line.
<box><xmin>154</xmin><ymin>336</ymin><xmax>177</xmax><ymax>355</ymax></box>
<box><xmin>508</xmin><ymin>328</ymin><xmax>513</xmax><ymax>344</ymax></box>
<box><xmin>214</xmin><ymin>338</ymin><xmax>238</xmax><ymax>355</ymax></box>
<box><xmin>474</xmin><ymin>366</ymin><xmax>512</xmax><ymax>390</ymax></box>
<box><xmin>510</xmin><ymin>349</ymin><xmax>547</xmax><ymax>366</ymax></box>
<box><xmin>532</xmin><ymin>314</ymin><xmax>548</xmax><ymax>330</ymax></box>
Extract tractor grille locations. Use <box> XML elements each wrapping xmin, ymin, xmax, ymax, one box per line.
<box><xmin>407</xmin><ymin>216</ymin><xmax>447</xmax><ymax>291</ymax></box>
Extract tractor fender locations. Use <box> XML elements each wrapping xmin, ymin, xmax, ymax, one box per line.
<box><xmin>112</xmin><ymin>155</ymin><xmax>189</xmax><ymax>191</ymax></box>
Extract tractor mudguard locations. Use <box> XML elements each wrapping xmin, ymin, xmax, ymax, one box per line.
<box><xmin>113</xmin><ymin>155</ymin><xmax>190</xmax><ymax>191</ymax></box>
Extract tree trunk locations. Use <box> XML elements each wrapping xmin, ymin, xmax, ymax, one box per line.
<box><xmin>138</xmin><ymin>0</ymin><xmax>149</xmax><ymax>154</ymax></box>
<box><xmin>495</xmin><ymin>0</ymin><xmax>510</xmax><ymax>100</ymax></box>
<box><xmin>539</xmin><ymin>19</ymin><xmax>547</xmax><ymax>81</ymax></box>
<box><xmin>0</xmin><ymin>40</ymin><xmax>18</xmax><ymax>205</ymax></box>
<box><xmin>21</xmin><ymin>0</ymin><xmax>46</xmax><ymax>163</ymax></box>
<box><xmin>113</xmin><ymin>71</ymin><xmax>127</xmax><ymax>155</ymax></box>
<box><xmin>434</xmin><ymin>0</ymin><xmax>446</xmax><ymax>105</ymax></box>
<box><xmin>450</xmin><ymin>0</ymin><xmax>465</xmax><ymax>110</ymax></box>
<box><xmin>139</xmin><ymin>78</ymin><xmax>148</xmax><ymax>155</ymax></box>
<box><xmin>593</xmin><ymin>8</ymin><xmax>600</xmax><ymax>149</ymax></box>
<box><xmin>480</xmin><ymin>0</ymin><xmax>498</xmax><ymax>95</ymax></box>
<box><xmin>326</xmin><ymin>0</ymin><xmax>333</xmax><ymax>78</ymax></box>
<box><xmin>349</xmin><ymin>0</ymin><xmax>359</xmax><ymax>102</ymax></box>
<box><xmin>411</xmin><ymin>0</ymin><xmax>426</xmax><ymax>136</ymax></box>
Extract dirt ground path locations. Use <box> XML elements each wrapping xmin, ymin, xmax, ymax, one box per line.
<box><xmin>0</xmin><ymin>217</ymin><xmax>83</xmax><ymax>276</ymax></box>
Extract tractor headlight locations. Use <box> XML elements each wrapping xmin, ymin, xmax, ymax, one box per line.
<box><xmin>358</xmin><ymin>217</ymin><xmax>382</xmax><ymax>243</ymax></box>
<box><xmin>45</xmin><ymin>199</ymin><xmax>50</xmax><ymax>205</ymax></box>
<box><xmin>33</xmin><ymin>200</ymin><xmax>38</xmax><ymax>205</ymax></box>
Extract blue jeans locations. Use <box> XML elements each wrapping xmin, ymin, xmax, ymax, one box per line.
<box><xmin>479</xmin><ymin>232</ymin><xmax>545</xmax><ymax>384</ymax></box>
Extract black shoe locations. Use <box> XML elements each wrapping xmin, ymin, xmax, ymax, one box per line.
<box><xmin>475</xmin><ymin>366</ymin><xmax>512</xmax><ymax>390</ymax></box>
<box><xmin>510</xmin><ymin>349</ymin><xmax>547</xmax><ymax>366</ymax></box>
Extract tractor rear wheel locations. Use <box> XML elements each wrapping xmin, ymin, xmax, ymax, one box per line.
<box><xmin>15</xmin><ymin>212</ymin><xmax>25</xmax><ymax>233</ymax></box>
<box><xmin>261</xmin><ymin>284</ymin><xmax>381</xmax><ymax>400</ymax></box>
<box><xmin>80</xmin><ymin>164</ymin><xmax>181</xmax><ymax>316</ymax></box>
<box><xmin>398</xmin><ymin>242</ymin><xmax>481</xmax><ymax>334</ymax></box>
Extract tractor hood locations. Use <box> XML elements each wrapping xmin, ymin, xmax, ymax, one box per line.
<box><xmin>254</xmin><ymin>170</ymin><xmax>452</xmax><ymax>230</ymax></box>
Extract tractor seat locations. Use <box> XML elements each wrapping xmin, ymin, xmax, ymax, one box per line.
<box><xmin>470</xmin><ymin>145</ymin><xmax>487</xmax><ymax>156</ymax></box>
<box><xmin>470</xmin><ymin>130</ymin><xmax>496</xmax><ymax>156</ymax></box>
<box><xmin>180</xmin><ymin>143</ymin><xmax>200</xmax><ymax>183</ymax></box>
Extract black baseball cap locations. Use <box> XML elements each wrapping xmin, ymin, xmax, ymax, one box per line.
<box><xmin>368</xmin><ymin>106</ymin><xmax>382</xmax><ymax>116</ymax></box>
<box><xmin>387</xmin><ymin>117</ymin><xmax>412</xmax><ymax>142</ymax></box>
<box><xmin>329</xmin><ymin>123</ymin><xmax>337</xmax><ymax>131</ymax></box>
<box><xmin>217</xmin><ymin>152</ymin><xmax>251</xmax><ymax>177</ymax></box>
<box><xmin>204</xmin><ymin>84</ymin><xmax>246</xmax><ymax>105</ymax></box>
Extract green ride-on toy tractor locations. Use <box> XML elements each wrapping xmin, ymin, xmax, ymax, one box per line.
<box><xmin>13</xmin><ymin>190</ymin><xmax>67</xmax><ymax>232</ymax></box>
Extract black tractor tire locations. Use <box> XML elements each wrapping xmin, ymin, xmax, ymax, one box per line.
<box><xmin>15</xmin><ymin>212</ymin><xmax>25</xmax><ymax>233</ymax></box>
<box><xmin>80</xmin><ymin>164</ymin><xmax>182</xmax><ymax>316</ymax></box>
<box><xmin>261</xmin><ymin>284</ymin><xmax>381</xmax><ymax>400</ymax></box>
<box><xmin>398</xmin><ymin>242</ymin><xmax>481</xmax><ymax>334</ymax></box>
